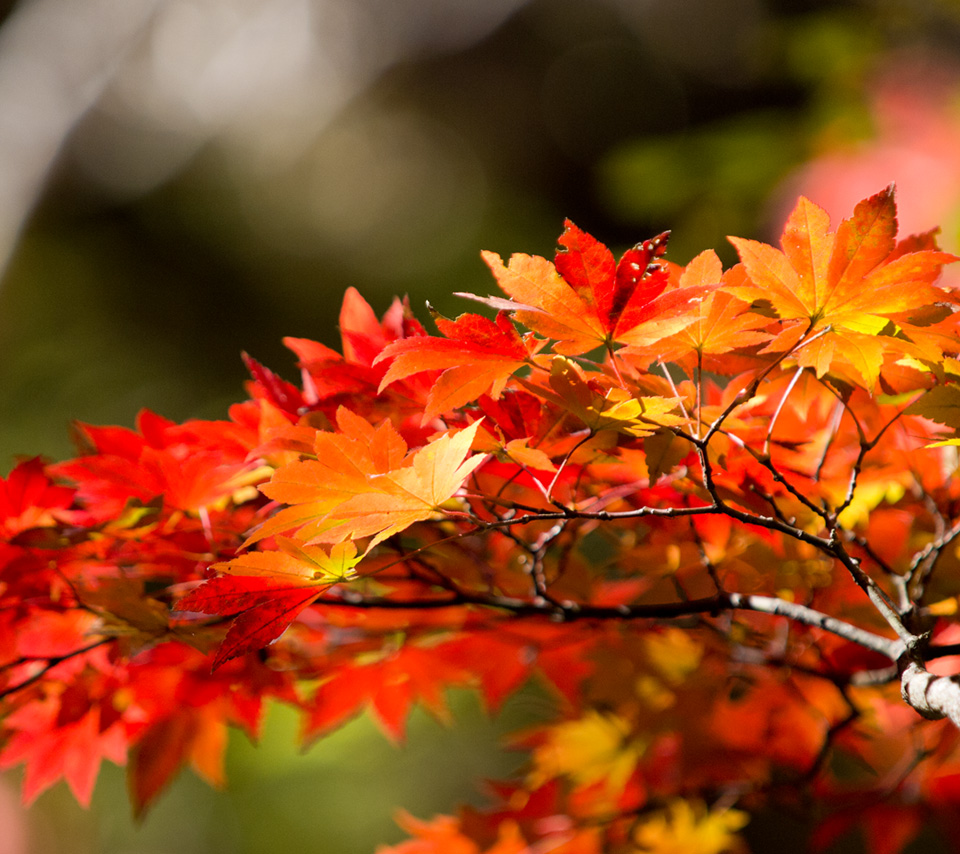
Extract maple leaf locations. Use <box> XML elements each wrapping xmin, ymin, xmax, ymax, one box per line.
<box><xmin>311</xmin><ymin>422</ymin><xmax>487</xmax><ymax>547</ymax></box>
<box><xmin>0</xmin><ymin>638</ymin><xmax>127</xmax><ymax>808</ymax></box>
<box><xmin>727</xmin><ymin>187</ymin><xmax>958</xmax><ymax>389</ymax></box>
<box><xmin>129</xmin><ymin>706</ymin><xmax>228</xmax><ymax>816</ymax></box>
<box><xmin>904</xmin><ymin>383</ymin><xmax>960</xmax><ymax>429</ymax></box>
<box><xmin>473</xmin><ymin>222</ymin><xmax>706</xmax><ymax>355</ymax></box>
<box><xmin>0</xmin><ymin>457</ymin><xmax>75</xmax><ymax>539</ymax></box>
<box><xmin>473</xmin><ymin>391</ymin><xmax>579</xmax><ymax>472</ymax></box>
<box><xmin>174</xmin><ymin>539</ymin><xmax>362</xmax><ymax>668</ymax></box>
<box><xmin>281</xmin><ymin>288</ymin><xmax>432</xmax><ymax>425</ymax></box>
<box><xmin>246</xmin><ymin>407</ymin><xmax>411</xmax><ymax>546</ymax></box>
<box><xmin>0</xmin><ymin>697</ymin><xmax>128</xmax><ymax>807</ymax></box>
<box><xmin>242</xmin><ymin>351</ymin><xmax>304</xmax><ymax>416</ymax></box>
<box><xmin>624</xmin><ymin>251</ymin><xmax>771</xmax><ymax>374</ymax></box>
<box><xmin>375</xmin><ymin>309</ymin><xmax>540</xmax><ymax>421</ymax></box>
<box><xmin>546</xmin><ymin>358</ymin><xmax>685</xmax><ymax>438</ymax></box>
<box><xmin>79</xmin><ymin>578</ymin><xmax>176</xmax><ymax>656</ymax></box>
<box><xmin>51</xmin><ymin>409</ymin><xmax>264</xmax><ymax>519</ymax></box>
<box><xmin>382</xmin><ymin>812</ymin><xmax>529</xmax><ymax>854</ymax></box>
<box><xmin>632</xmin><ymin>800</ymin><xmax>748</xmax><ymax>854</ymax></box>
<box><xmin>15</xmin><ymin>198</ymin><xmax>960</xmax><ymax>854</ymax></box>
<box><xmin>529</xmin><ymin>710</ymin><xmax>644</xmax><ymax>797</ymax></box>
<box><xmin>303</xmin><ymin>643</ymin><xmax>474</xmax><ymax>742</ymax></box>
<box><xmin>249</xmin><ymin>409</ymin><xmax>486</xmax><ymax>550</ymax></box>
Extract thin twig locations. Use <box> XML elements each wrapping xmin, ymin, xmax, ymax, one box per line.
<box><xmin>764</xmin><ymin>366</ymin><xmax>805</xmax><ymax>457</ymax></box>
<box><xmin>0</xmin><ymin>639</ymin><xmax>113</xmax><ymax>701</ymax></box>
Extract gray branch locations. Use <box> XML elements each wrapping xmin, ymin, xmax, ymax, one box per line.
<box><xmin>900</xmin><ymin>660</ymin><xmax>960</xmax><ymax>726</ymax></box>
<box><xmin>726</xmin><ymin>593</ymin><xmax>904</xmax><ymax>660</ymax></box>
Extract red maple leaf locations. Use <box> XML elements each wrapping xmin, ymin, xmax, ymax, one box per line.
<box><xmin>0</xmin><ymin>457</ymin><xmax>76</xmax><ymax>539</ymax></box>
<box><xmin>473</xmin><ymin>221</ymin><xmax>707</xmax><ymax>354</ymax></box>
<box><xmin>174</xmin><ymin>539</ymin><xmax>362</xmax><ymax>669</ymax></box>
<box><xmin>376</xmin><ymin>309</ymin><xmax>543</xmax><ymax>421</ymax></box>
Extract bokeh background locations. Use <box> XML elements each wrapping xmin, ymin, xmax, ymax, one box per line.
<box><xmin>3</xmin><ymin>0</ymin><xmax>960</xmax><ymax>851</ymax></box>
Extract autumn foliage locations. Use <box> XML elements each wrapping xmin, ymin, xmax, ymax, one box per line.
<box><xmin>7</xmin><ymin>188</ymin><xmax>960</xmax><ymax>852</ymax></box>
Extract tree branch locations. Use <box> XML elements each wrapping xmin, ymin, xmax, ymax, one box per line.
<box><xmin>321</xmin><ymin>588</ymin><xmax>902</xmax><ymax>661</ymax></box>
<box><xmin>724</xmin><ymin>593</ymin><xmax>902</xmax><ymax>659</ymax></box>
<box><xmin>900</xmin><ymin>660</ymin><xmax>960</xmax><ymax>726</ymax></box>
<box><xmin>0</xmin><ymin>639</ymin><xmax>112</xmax><ymax>701</ymax></box>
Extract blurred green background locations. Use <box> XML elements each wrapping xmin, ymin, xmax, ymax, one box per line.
<box><xmin>3</xmin><ymin>0</ymin><xmax>960</xmax><ymax>851</ymax></box>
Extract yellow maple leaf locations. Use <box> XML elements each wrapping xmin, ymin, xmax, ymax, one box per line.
<box><xmin>530</xmin><ymin>710</ymin><xmax>645</xmax><ymax>797</ymax></box>
<box><xmin>633</xmin><ymin>800</ymin><xmax>749</xmax><ymax>854</ymax></box>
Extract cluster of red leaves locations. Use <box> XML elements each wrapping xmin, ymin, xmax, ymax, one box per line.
<box><xmin>5</xmin><ymin>188</ymin><xmax>960</xmax><ymax>852</ymax></box>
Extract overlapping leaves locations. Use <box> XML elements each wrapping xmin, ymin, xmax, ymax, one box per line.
<box><xmin>6</xmin><ymin>188</ymin><xmax>960</xmax><ymax>854</ymax></box>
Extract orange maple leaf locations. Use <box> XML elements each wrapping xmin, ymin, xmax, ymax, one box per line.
<box><xmin>250</xmin><ymin>408</ymin><xmax>487</xmax><ymax>549</ymax></box>
<box><xmin>727</xmin><ymin>187</ymin><xmax>958</xmax><ymax>389</ymax></box>
<box><xmin>624</xmin><ymin>250</ymin><xmax>771</xmax><ymax>374</ymax></box>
